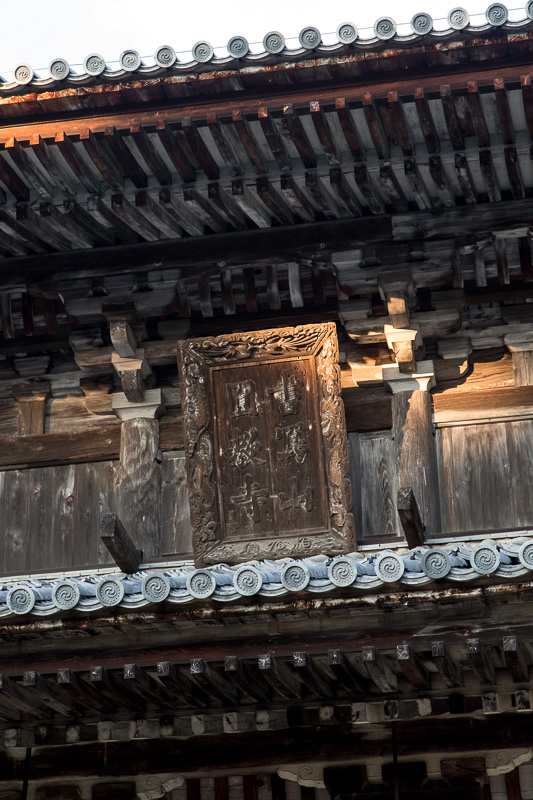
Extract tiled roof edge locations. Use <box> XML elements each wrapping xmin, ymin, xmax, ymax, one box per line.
<box><xmin>1</xmin><ymin>4</ymin><xmax>532</xmax><ymax>95</ymax></box>
<box><xmin>0</xmin><ymin>537</ymin><xmax>532</xmax><ymax>618</ymax></box>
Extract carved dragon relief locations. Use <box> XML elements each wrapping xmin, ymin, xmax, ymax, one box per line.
<box><xmin>178</xmin><ymin>323</ymin><xmax>355</xmax><ymax>566</ymax></box>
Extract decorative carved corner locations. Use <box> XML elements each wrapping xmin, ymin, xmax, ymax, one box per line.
<box><xmin>278</xmin><ymin>765</ymin><xmax>325</xmax><ymax>789</ymax></box>
<box><xmin>178</xmin><ymin>322</ymin><xmax>355</xmax><ymax>567</ymax></box>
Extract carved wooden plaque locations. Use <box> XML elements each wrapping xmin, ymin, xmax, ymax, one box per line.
<box><xmin>178</xmin><ymin>323</ymin><xmax>355</xmax><ymax>566</ymax></box>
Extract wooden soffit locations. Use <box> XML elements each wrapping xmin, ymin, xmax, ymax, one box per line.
<box><xmin>178</xmin><ymin>322</ymin><xmax>354</xmax><ymax>565</ymax></box>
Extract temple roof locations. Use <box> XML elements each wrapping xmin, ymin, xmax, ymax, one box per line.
<box><xmin>1</xmin><ymin>3</ymin><xmax>533</xmax><ymax>95</ymax></box>
<box><xmin>1</xmin><ymin>536</ymin><xmax>533</xmax><ymax>619</ymax></box>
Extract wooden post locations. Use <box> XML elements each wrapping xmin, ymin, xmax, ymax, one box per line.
<box><xmin>383</xmin><ymin>362</ymin><xmax>441</xmax><ymax>537</ymax></box>
<box><xmin>505</xmin><ymin>335</ymin><xmax>533</xmax><ymax>386</ymax></box>
<box><xmin>113</xmin><ymin>389</ymin><xmax>164</xmax><ymax>562</ymax></box>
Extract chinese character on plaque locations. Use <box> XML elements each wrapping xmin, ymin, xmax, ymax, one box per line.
<box><xmin>178</xmin><ymin>323</ymin><xmax>354</xmax><ymax>566</ymax></box>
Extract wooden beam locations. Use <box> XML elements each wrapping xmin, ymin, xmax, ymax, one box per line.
<box><xmin>62</xmin><ymin>199</ymin><xmax>116</xmax><ymax>246</ymax></box>
<box><xmin>0</xmin><ymin>215</ymin><xmax>394</xmax><ymax>283</ymax></box>
<box><xmin>305</xmin><ymin>170</ymin><xmax>338</xmax><ymax>220</ymax></box>
<box><xmin>414</xmin><ymin>88</ymin><xmax>440</xmax><ymax>153</ymax></box>
<box><xmin>0</xmin><ymin>152</ymin><xmax>29</xmax><ymax>201</ymax></box>
<box><xmin>329</xmin><ymin>168</ymin><xmax>363</xmax><ymax>217</ymax></box>
<box><xmin>153</xmin><ymin>119</ymin><xmax>195</xmax><ymax>182</ymax></box>
<box><xmin>256</xmin><ymin>177</ymin><xmax>294</xmax><ymax>225</ymax></box>
<box><xmin>258</xmin><ymin>107</ymin><xmax>292</xmax><ymax>171</ymax></box>
<box><xmin>494</xmin><ymin>79</ymin><xmax>515</xmax><ymax>145</ymax></box>
<box><xmin>429</xmin><ymin>155</ymin><xmax>455</xmax><ymax>207</ymax></box>
<box><xmin>454</xmin><ymin>154</ymin><xmax>478</xmax><ymax>205</ymax></box>
<box><xmin>104</xmin><ymin>126</ymin><xmax>148</xmax><ymax>188</ymax></box>
<box><xmin>208</xmin><ymin>182</ymin><xmax>248</xmax><ymax>230</ymax></box>
<box><xmin>505</xmin><ymin>148</ymin><xmax>525</xmax><ymax>200</ymax></box>
<box><xmin>467</xmin><ymin>83</ymin><xmax>490</xmax><ymax>149</ymax></box>
<box><xmin>129</xmin><ymin>122</ymin><xmax>172</xmax><ymax>185</ymax></box>
<box><xmin>327</xmin><ymin>649</ymin><xmax>364</xmax><ymax>696</ymax></box>
<box><xmin>387</xmin><ymin>92</ymin><xmax>413</xmax><ymax>156</ymax></box>
<box><xmin>135</xmin><ymin>190</ymin><xmax>183</xmax><ymax>238</ymax></box>
<box><xmin>431</xmin><ymin>642</ymin><xmax>462</xmax><ymax>688</ymax></box>
<box><xmin>281</xmin><ymin>105</ymin><xmax>317</xmax><ymax>168</ymax></box>
<box><xmin>123</xmin><ymin>663</ymin><xmax>173</xmax><ymax>708</ymax></box>
<box><xmin>397</xmin><ymin>487</ymin><xmax>424</xmax><ymax>547</ymax></box>
<box><xmin>100</xmin><ymin>513</ymin><xmax>142</xmax><ymax>574</ymax></box>
<box><xmin>258</xmin><ymin>653</ymin><xmax>301</xmax><ymax>699</ymax></box>
<box><xmin>183</xmin><ymin>186</ymin><xmax>226</xmax><ymax>233</ymax></box>
<box><xmin>0</xmin><ymin>426</ymin><xmax>121</xmax><ymax>468</ymax></box>
<box><xmin>292</xmin><ymin>652</ymin><xmax>335</xmax><ymax>699</ymax></box>
<box><xmin>353</xmin><ymin>165</ymin><xmax>384</xmax><ymax>214</ymax></box>
<box><xmin>190</xmin><ymin>658</ymin><xmax>239</xmax><ymax>704</ymax></box>
<box><xmin>79</xmin><ymin>128</ymin><xmax>123</xmax><ymax>189</ymax></box>
<box><xmin>4</xmin><ymin>137</ymin><xmax>54</xmax><ymax>197</ymax></box>
<box><xmin>224</xmin><ymin>656</ymin><xmax>269</xmax><ymax>702</ymax></box>
<box><xmin>7</xmin><ymin>717</ymin><xmax>533</xmax><ymax>780</ymax></box>
<box><xmin>54</xmin><ymin>131</ymin><xmax>100</xmax><ymax>193</ymax></box>
<box><xmin>29</xmin><ymin>133</ymin><xmax>77</xmax><ymax>196</ymax></box>
<box><xmin>440</xmin><ymin>86</ymin><xmax>465</xmax><ymax>150</ymax></box>
<box><xmin>179</xmin><ymin>118</ymin><xmax>219</xmax><ymax>180</ymax></box>
<box><xmin>479</xmin><ymin>150</ymin><xmax>500</xmax><ymax>203</ymax></box>
<box><xmin>159</xmin><ymin>188</ymin><xmax>204</xmax><ymax>236</ymax></box>
<box><xmin>467</xmin><ymin>639</ymin><xmax>496</xmax><ymax>686</ymax></box>
<box><xmin>404</xmin><ymin>158</ymin><xmax>432</xmax><ymax>210</ymax></box>
<box><xmin>310</xmin><ymin>101</ymin><xmax>340</xmax><ymax>165</ymax></box>
<box><xmin>207</xmin><ymin>114</ymin><xmax>243</xmax><ymax>177</ymax></box>
<box><xmin>16</xmin><ymin>204</ymin><xmax>72</xmax><ymax>250</ymax></box>
<box><xmin>157</xmin><ymin>661</ymin><xmax>208</xmax><ymax>706</ymax></box>
<box><xmin>361</xmin><ymin>646</ymin><xmax>397</xmax><ymax>692</ymax></box>
<box><xmin>22</xmin><ymin>671</ymin><xmax>74</xmax><ymax>716</ymax></box>
<box><xmin>280</xmin><ymin>173</ymin><xmax>317</xmax><ymax>222</ymax></box>
<box><xmin>363</xmin><ymin>94</ymin><xmax>389</xmax><ymax>159</ymax></box>
<box><xmin>89</xmin><ymin>665</ymin><xmax>143</xmax><ymax>712</ymax></box>
<box><xmin>503</xmin><ymin>636</ymin><xmax>529</xmax><ymax>683</ymax></box>
<box><xmin>396</xmin><ymin>644</ymin><xmax>430</xmax><ymax>689</ymax></box>
<box><xmin>232</xmin><ymin>180</ymin><xmax>271</xmax><ymax>228</ymax></box>
<box><xmin>335</xmin><ymin>98</ymin><xmax>364</xmax><ymax>161</ymax></box>
<box><xmin>57</xmin><ymin>668</ymin><xmax>112</xmax><ymax>713</ymax></box>
<box><xmin>393</xmin><ymin>390</ymin><xmax>440</xmax><ymax>535</ymax></box>
<box><xmin>233</xmin><ymin>110</ymin><xmax>267</xmax><ymax>174</ymax></box>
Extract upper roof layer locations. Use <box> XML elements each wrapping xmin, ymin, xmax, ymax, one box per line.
<box><xmin>3</xmin><ymin>3</ymin><xmax>533</xmax><ymax>96</ymax></box>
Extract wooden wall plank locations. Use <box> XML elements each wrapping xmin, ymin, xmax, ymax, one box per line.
<box><xmin>161</xmin><ymin>453</ymin><xmax>193</xmax><ymax>559</ymax></box>
<box><xmin>358</xmin><ymin>433</ymin><xmax>400</xmax><ymax>542</ymax></box>
<box><xmin>438</xmin><ymin>420</ymin><xmax>533</xmax><ymax>533</ymax></box>
<box><xmin>118</xmin><ymin>418</ymin><xmax>162</xmax><ymax>562</ymax></box>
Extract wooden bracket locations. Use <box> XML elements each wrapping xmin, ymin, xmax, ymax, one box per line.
<box><xmin>377</xmin><ymin>269</ymin><xmax>415</xmax><ymax>329</ymax></box>
<box><xmin>397</xmin><ymin>487</ymin><xmax>425</xmax><ymax>547</ymax></box>
<box><xmin>12</xmin><ymin>381</ymin><xmax>51</xmax><ymax>435</ymax></box>
<box><xmin>384</xmin><ymin>325</ymin><xmax>422</xmax><ymax>373</ymax></box>
<box><xmin>100</xmin><ymin>512</ymin><xmax>142</xmax><ymax>573</ymax></box>
<box><xmin>80</xmin><ymin>376</ymin><xmax>114</xmax><ymax>416</ymax></box>
<box><xmin>112</xmin><ymin>350</ymin><xmax>152</xmax><ymax>403</ymax></box>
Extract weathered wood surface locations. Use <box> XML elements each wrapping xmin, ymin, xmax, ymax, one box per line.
<box><xmin>118</xmin><ymin>418</ymin><xmax>162</xmax><ymax>562</ymax></box>
<box><xmin>0</xmin><ymin>428</ymin><xmax>121</xmax><ymax>468</ymax></box>
<box><xmin>2</xmin><ymin>715</ymin><xmax>533</xmax><ymax>780</ymax></box>
<box><xmin>349</xmin><ymin>432</ymin><xmax>401</xmax><ymax>543</ymax></box>
<box><xmin>513</xmin><ymin>351</ymin><xmax>533</xmax><ymax>386</ymax></box>
<box><xmin>161</xmin><ymin>453</ymin><xmax>193</xmax><ymax>559</ymax></box>
<box><xmin>393</xmin><ymin>391</ymin><xmax>440</xmax><ymax>537</ymax></box>
<box><xmin>439</xmin><ymin>419</ymin><xmax>533</xmax><ymax>533</ymax></box>
<box><xmin>0</xmin><ymin>453</ymin><xmax>192</xmax><ymax>574</ymax></box>
<box><xmin>100</xmin><ymin>512</ymin><xmax>142</xmax><ymax>573</ymax></box>
<box><xmin>1</xmin><ymin>462</ymin><xmax>117</xmax><ymax>575</ymax></box>
<box><xmin>433</xmin><ymin>386</ymin><xmax>533</xmax><ymax>425</ymax></box>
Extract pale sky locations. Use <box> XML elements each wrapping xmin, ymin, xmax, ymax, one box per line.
<box><xmin>0</xmin><ymin>0</ymin><xmax>526</xmax><ymax>78</ymax></box>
